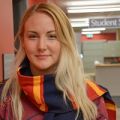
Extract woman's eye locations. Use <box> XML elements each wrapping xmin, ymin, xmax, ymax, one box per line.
<box><xmin>48</xmin><ymin>34</ymin><xmax>57</xmax><ymax>40</ymax></box>
<box><xmin>28</xmin><ymin>34</ymin><xmax>38</xmax><ymax>39</ymax></box>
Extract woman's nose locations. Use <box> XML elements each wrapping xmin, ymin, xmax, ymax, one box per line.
<box><xmin>37</xmin><ymin>37</ymin><xmax>47</xmax><ymax>51</ymax></box>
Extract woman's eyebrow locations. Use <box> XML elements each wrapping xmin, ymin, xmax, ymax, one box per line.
<box><xmin>27</xmin><ymin>31</ymin><xmax>38</xmax><ymax>34</ymax></box>
<box><xmin>47</xmin><ymin>30</ymin><xmax>56</xmax><ymax>34</ymax></box>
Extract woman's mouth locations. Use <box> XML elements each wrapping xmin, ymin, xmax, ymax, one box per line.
<box><xmin>35</xmin><ymin>55</ymin><xmax>50</xmax><ymax>59</ymax></box>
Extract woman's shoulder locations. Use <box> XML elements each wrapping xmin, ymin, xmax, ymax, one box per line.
<box><xmin>86</xmin><ymin>80</ymin><xmax>106</xmax><ymax>100</ymax></box>
<box><xmin>86</xmin><ymin>80</ymin><xmax>115</xmax><ymax>102</ymax></box>
<box><xmin>86</xmin><ymin>80</ymin><xmax>116</xmax><ymax>120</ymax></box>
<box><xmin>0</xmin><ymin>82</ymin><xmax>12</xmax><ymax>119</ymax></box>
<box><xmin>0</xmin><ymin>82</ymin><xmax>11</xmax><ymax>104</ymax></box>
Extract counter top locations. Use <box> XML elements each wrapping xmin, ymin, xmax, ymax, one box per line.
<box><xmin>95</xmin><ymin>63</ymin><xmax>120</xmax><ymax>67</ymax></box>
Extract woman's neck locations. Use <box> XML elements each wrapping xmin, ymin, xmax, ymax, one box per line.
<box><xmin>30</xmin><ymin>64</ymin><xmax>56</xmax><ymax>76</ymax></box>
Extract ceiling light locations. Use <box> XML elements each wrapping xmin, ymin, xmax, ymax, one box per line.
<box><xmin>81</xmin><ymin>31</ymin><xmax>101</xmax><ymax>34</ymax></box>
<box><xmin>82</xmin><ymin>28</ymin><xmax>106</xmax><ymax>31</ymax></box>
<box><xmin>68</xmin><ymin>7</ymin><xmax>120</xmax><ymax>13</ymax></box>
<box><xmin>70</xmin><ymin>18</ymin><xmax>89</xmax><ymax>22</ymax></box>
<box><xmin>65</xmin><ymin>0</ymin><xmax>120</xmax><ymax>6</ymax></box>
<box><xmin>70</xmin><ymin>18</ymin><xmax>89</xmax><ymax>27</ymax></box>
<box><xmin>71</xmin><ymin>22</ymin><xmax>89</xmax><ymax>27</ymax></box>
<box><xmin>67</xmin><ymin>5</ymin><xmax>120</xmax><ymax>10</ymax></box>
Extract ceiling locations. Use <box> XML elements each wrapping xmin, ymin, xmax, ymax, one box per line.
<box><xmin>55</xmin><ymin>0</ymin><xmax>120</xmax><ymax>17</ymax></box>
<box><xmin>51</xmin><ymin>0</ymin><xmax>120</xmax><ymax>33</ymax></box>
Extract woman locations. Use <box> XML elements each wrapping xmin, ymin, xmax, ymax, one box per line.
<box><xmin>0</xmin><ymin>3</ymin><xmax>116</xmax><ymax>120</ymax></box>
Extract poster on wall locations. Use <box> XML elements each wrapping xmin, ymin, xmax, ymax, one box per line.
<box><xmin>2</xmin><ymin>53</ymin><xmax>14</xmax><ymax>80</ymax></box>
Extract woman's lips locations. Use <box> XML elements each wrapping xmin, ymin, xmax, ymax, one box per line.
<box><xmin>35</xmin><ymin>55</ymin><xmax>50</xmax><ymax>59</ymax></box>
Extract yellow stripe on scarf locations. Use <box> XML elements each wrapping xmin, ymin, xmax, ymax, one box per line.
<box><xmin>106</xmin><ymin>103</ymin><xmax>116</xmax><ymax>111</ymax></box>
<box><xmin>87</xmin><ymin>80</ymin><xmax>105</xmax><ymax>96</ymax></box>
<box><xmin>33</xmin><ymin>76</ymin><xmax>42</xmax><ymax>104</ymax></box>
<box><xmin>33</xmin><ymin>76</ymin><xmax>48</xmax><ymax>111</ymax></box>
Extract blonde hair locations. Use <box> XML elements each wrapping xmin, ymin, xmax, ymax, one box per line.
<box><xmin>1</xmin><ymin>3</ymin><xmax>97</xmax><ymax>120</ymax></box>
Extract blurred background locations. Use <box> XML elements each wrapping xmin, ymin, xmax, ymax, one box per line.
<box><xmin>0</xmin><ymin>0</ymin><xmax>120</xmax><ymax>119</ymax></box>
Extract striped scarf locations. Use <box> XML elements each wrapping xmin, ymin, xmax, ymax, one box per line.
<box><xmin>17</xmin><ymin>66</ymin><xmax>83</xmax><ymax>120</ymax></box>
<box><xmin>17</xmin><ymin>66</ymin><xmax>116</xmax><ymax>120</ymax></box>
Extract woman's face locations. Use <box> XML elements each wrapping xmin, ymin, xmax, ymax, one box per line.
<box><xmin>23</xmin><ymin>12</ymin><xmax>61</xmax><ymax>75</ymax></box>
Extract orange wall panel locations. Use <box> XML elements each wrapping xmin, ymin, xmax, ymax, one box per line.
<box><xmin>0</xmin><ymin>0</ymin><xmax>14</xmax><ymax>81</ymax></box>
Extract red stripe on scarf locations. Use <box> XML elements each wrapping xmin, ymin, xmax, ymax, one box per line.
<box><xmin>18</xmin><ymin>70</ymin><xmax>48</xmax><ymax>112</ymax></box>
<box><xmin>105</xmin><ymin>100</ymin><xmax>116</xmax><ymax>120</ymax></box>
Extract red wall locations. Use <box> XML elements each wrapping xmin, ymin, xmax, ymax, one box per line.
<box><xmin>0</xmin><ymin>0</ymin><xmax>14</xmax><ymax>82</ymax></box>
<box><xmin>81</xmin><ymin>33</ymin><xmax>116</xmax><ymax>41</ymax></box>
